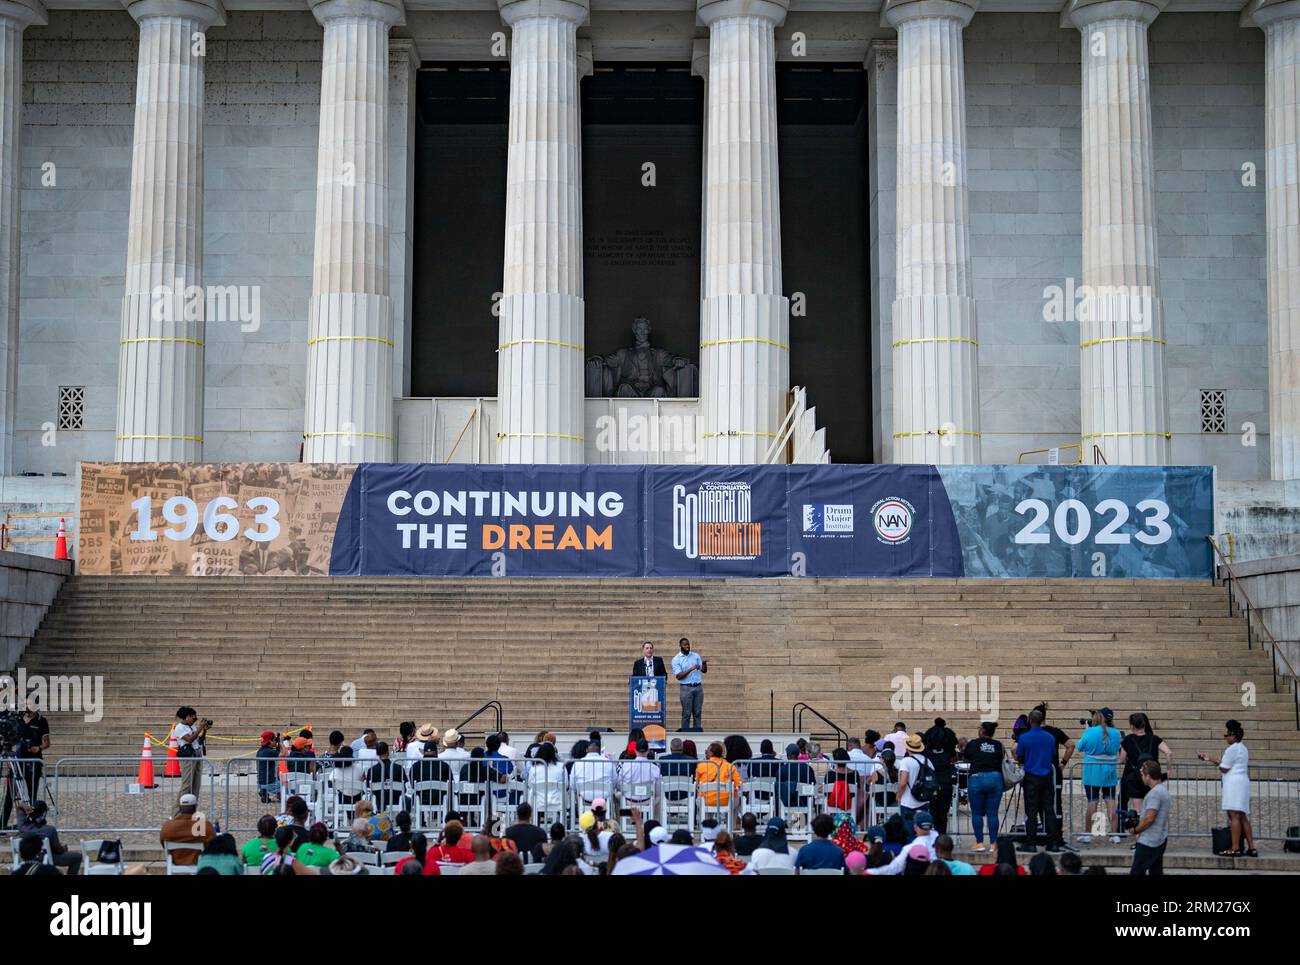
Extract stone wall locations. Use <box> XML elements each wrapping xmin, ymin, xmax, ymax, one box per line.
<box><xmin>0</xmin><ymin>549</ymin><xmax>70</xmax><ymax>670</ymax></box>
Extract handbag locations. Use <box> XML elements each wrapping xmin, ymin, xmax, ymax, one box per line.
<box><xmin>1211</xmin><ymin>826</ymin><xmax>1233</xmax><ymax>855</ymax></box>
<box><xmin>1001</xmin><ymin>757</ymin><xmax>1024</xmax><ymax>788</ymax></box>
<box><xmin>96</xmin><ymin>839</ymin><xmax>123</xmax><ymax>864</ymax></box>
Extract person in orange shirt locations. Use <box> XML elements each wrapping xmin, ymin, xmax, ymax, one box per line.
<box><xmin>694</xmin><ymin>742</ymin><xmax>743</xmax><ymax>811</ymax></box>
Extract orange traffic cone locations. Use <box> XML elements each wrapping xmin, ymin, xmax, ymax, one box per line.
<box><xmin>278</xmin><ymin>757</ymin><xmax>289</xmax><ymax>782</ymax></box>
<box><xmin>54</xmin><ymin>518</ymin><xmax>68</xmax><ymax>560</ymax></box>
<box><xmin>136</xmin><ymin>733</ymin><xmax>157</xmax><ymax>789</ymax></box>
<box><xmin>165</xmin><ymin>728</ymin><xmax>181</xmax><ymax>778</ymax></box>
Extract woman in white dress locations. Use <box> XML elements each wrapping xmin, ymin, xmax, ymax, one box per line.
<box><xmin>1200</xmin><ymin>719</ymin><xmax>1255</xmax><ymax>857</ymax></box>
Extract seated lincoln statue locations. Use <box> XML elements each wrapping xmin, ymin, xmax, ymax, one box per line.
<box><xmin>586</xmin><ymin>316</ymin><xmax>699</xmax><ymax>398</ymax></box>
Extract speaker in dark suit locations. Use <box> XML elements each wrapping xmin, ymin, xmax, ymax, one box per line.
<box><xmin>634</xmin><ymin>642</ymin><xmax>666</xmax><ymax>678</ymax></box>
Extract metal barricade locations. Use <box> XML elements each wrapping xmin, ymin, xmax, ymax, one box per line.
<box><xmin>1063</xmin><ymin>759</ymin><xmax>1300</xmax><ymax>844</ymax></box>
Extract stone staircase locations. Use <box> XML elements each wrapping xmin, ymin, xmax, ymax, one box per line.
<box><xmin>15</xmin><ymin>576</ymin><xmax>1300</xmax><ymax>762</ymax></box>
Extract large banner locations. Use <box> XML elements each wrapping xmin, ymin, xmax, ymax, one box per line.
<box><xmin>78</xmin><ymin>462</ymin><xmax>1214</xmax><ymax>579</ymax></box>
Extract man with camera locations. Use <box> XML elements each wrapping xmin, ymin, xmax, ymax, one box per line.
<box><xmin>1128</xmin><ymin>760</ymin><xmax>1170</xmax><ymax>875</ymax></box>
<box><xmin>173</xmin><ymin>706</ymin><xmax>211</xmax><ymax>806</ymax></box>
<box><xmin>1</xmin><ymin>699</ymin><xmax>50</xmax><ymax>829</ymax></box>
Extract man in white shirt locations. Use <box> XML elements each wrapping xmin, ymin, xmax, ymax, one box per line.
<box><xmin>570</xmin><ymin>739</ymin><xmax>616</xmax><ymax>804</ymax></box>
<box><xmin>884</xmin><ymin>723</ymin><xmax>910</xmax><ymax>758</ymax></box>
<box><xmin>896</xmin><ymin>733</ymin><xmax>932</xmax><ymax>824</ymax></box>
<box><xmin>354</xmin><ymin>731</ymin><xmax>379</xmax><ymax>769</ymax></box>
<box><xmin>440</xmin><ymin>728</ymin><xmax>470</xmax><ymax>780</ymax></box>
<box><xmin>349</xmin><ymin>729</ymin><xmax>376</xmax><ymax>756</ymax></box>
<box><xmin>618</xmin><ymin>740</ymin><xmax>661</xmax><ymax>804</ymax></box>
<box><xmin>497</xmin><ymin>732</ymin><xmax>518</xmax><ymax>761</ymax></box>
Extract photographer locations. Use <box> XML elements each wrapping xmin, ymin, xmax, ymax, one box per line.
<box><xmin>1</xmin><ymin>700</ymin><xmax>50</xmax><ymax>828</ymax></box>
<box><xmin>173</xmin><ymin>706</ymin><xmax>211</xmax><ymax>805</ymax></box>
<box><xmin>1128</xmin><ymin>760</ymin><xmax>1170</xmax><ymax>875</ymax></box>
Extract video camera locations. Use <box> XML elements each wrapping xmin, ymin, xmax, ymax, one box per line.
<box><xmin>0</xmin><ymin>709</ymin><xmax>28</xmax><ymax>754</ymax></box>
<box><xmin>1116</xmin><ymin>808</ymin><xmax>1141</xmax><ymax>832</ymax></box>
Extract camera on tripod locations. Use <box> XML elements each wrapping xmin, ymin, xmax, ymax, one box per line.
<box><xmin>0</xmin><ymin>709</ymin><xmax>29</xmax><ymax>755</ymax></box>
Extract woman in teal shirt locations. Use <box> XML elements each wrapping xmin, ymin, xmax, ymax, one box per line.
<box><xmin>1076</xmin><ymin>710</ymin><xmax>1122</xmax><ymax>844</ymax></box>
<box><xmin>195</xmin><ymin>834</ymin><xmax>245</xmax><ymax>875</ymax></box>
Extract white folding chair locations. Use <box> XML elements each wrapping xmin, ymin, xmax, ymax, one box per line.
<box><xmin>381</xmin><ymin>850</ymin><xmax>413</xmax><ymax>868</ymax></box>
<box><xmin>244</xmin><ymin>865</ymin><xmax>263</xmax><ymax>875</ymax></box>
<box><xmin>755</xmin><ymin>865</ymin><xmax>796</xmax><ymax>875</ymax></box>
<box><xmin>282</xmin><ymin>776</ymin><xmax>322</xmax><ymax>822</ymax></box>
<box><xmin>618</xmin><ymin>782</ymin><xmax>659</xmax><ymax>830</ymax></box>
<box><xmin>798</xmin><ymin>867</ymin><xmax>845</xmax><ymax>875</ymax></box>
<box><xmin>344</xmin><ymin>849</ymin><xmax>382</xmax><ymax>870</ymax></box>
<box><xmin>438</xmin><ymin>861</ymin><xmax>462</xmax><ymax>876</ymax></box>
<box><xmin>80</xmin><ymin>839</ymin><xmax>124</xmax><ymax>876</ymax></box>
<box><xmin>369</xmin><ymin>777</ymin><xmax>408</xmax><ymax>815</ymax></box>
<box><xmin>570</xmin><ymin>779</ymin><xmax>613</xmax><ymax>826</ymax></box>
<box><xmin>742</xmin><ymin>778</ymin><xmax>778</xmax><ymax>824</ymax></box>
<box><xmin>411</xmin><ymin>781</ymin><xmax>450</xmax><ymax>831</ymax></box>
<box><xmin>164</xmin><ymin>841</ymin><xmax>204</xmax><ymax>875</ymax></box>
<box><xmin>784</xmin><ymin>782</ymin><xmax>817</xmax><ymax>840</ymax></box>
<box><xmin>661</xmin><ymin>776</ymin><xmax>695</xmax><ymax>833</ymax></box>
<box><xmin>9</xmin><ymin>835</ymin><xmax>52</xmax><ymax>869</ymax></box>
<box><xmin>453</xmin><ymin>781</ymin><xmax>489</xmax><ymax>832</ymax></box>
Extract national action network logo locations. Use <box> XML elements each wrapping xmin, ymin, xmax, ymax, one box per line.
<box><xmin>802</xmin><ymin>503</ymin><xmax>854</xmax><ymax>536</ymax></box>
<box><xmin>871</xmin><ymin>496</ymin><xmax>914</xmax><ymax>545</ymax></box>
<box><xmin>672</xmin><ymin>481</ymin><xmax>762</xmax><ymax>560</ymax></box>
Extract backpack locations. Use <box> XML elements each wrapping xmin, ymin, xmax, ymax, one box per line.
<box><xmin>907</xmin><ymin>754</ymin><xmax>941</xmax><ymax>804</ymax></box>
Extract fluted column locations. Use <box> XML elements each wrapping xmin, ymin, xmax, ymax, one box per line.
<box><xmin>1067</xmin><ymin>0</ymin><xmax>1170</xmax><ymax>465</ymax></box>
<box><xmin>1251</xmin><ymin>0</ymin><xmax>1300</xmax><ymax>479</ymax></box>
<box><xmin>698</xmin><ymin>0</ymin><xmax>789</xmax><ymax>465</ymax></box>
<box><xmin>115</xmin><ymin>0</ymin><xmax>223</xmax><ymax>462</ymax></box>
<box><xmin>302</xmin><ymin>0</ymin><xmax>403</xmax><ymax>463</ymax></box>
<box><xmin>0</xmin><ymin>0</ymin><xmax>43</xmax><ymax>475</ymax></box>
<box><xmin>495</xmin><ymin>0</ymin><xmax>588</xmax><ymax>464</ymax></box>
<box><xmin>884</xmin><ymin>0</ymin><xmax>981</xmax><ymax>465</ymax></box>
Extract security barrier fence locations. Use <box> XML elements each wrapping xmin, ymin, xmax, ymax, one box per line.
<box><xmin>3</xmin><ymin>755</ymin><xmax>1296</xmax><ymax>848</ymax></box>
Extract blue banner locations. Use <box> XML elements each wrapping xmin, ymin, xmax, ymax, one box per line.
<box><xmin>629</xmin><ymin>675</ymin><xmax>667</xmax><ymax>730</ymax></box>
<box><xmin>327</xmin><ymin>463</ymin><xmax>1214</xmax><ymax>580</ymax></box>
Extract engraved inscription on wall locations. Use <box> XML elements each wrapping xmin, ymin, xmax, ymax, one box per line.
<box><xmin>586</xmin><ymin>229</ymin><xmax>696</xmax><ymax>268</ymax></box>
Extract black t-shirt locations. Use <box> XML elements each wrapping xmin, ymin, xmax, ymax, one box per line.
<box><xmin>505</xmin><ymin>822</ymin><xmax>547</xmax><ymax>856</ymax></box>
<box><xmin>962</xmin><ymin>737</ymin><xmax>1004</xmax><ymax>774</ymax></box>
<box><xmin>733</xmin><ymin>832</ymin><xmax>764</xmax><ymax>857</ymax></box>
<box><xmin>923</xmin><ymin>726</ymin><xmax>958</xmax><ymax>774</ymax></box>
<box><xmin>1121</xmin><ymin>733</ymin><xmax>1161</xmax><ymax>773</ymax></box>
<box><xmin>15</xmin><ymin>860</ymin><xmax>60</xmax><ymax>876</ymax></box>
<box><xmin>18</xmin><ymin>713</ymin><xmax>49</xmax><ymax>758</ymax></box>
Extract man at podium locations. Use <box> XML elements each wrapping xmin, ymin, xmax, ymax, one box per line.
<box><xmin>633</xmin><ymin>641</ymin><xmax>667</xmax><ymax>679</ymax></box>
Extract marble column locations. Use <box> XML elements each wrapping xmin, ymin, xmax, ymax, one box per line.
<box><xmin>883</xmin><ymin>0</ymin><xmax>981</xmax><ymax>465</ymax></box>
<box><xmin>698</xmin><ymin>0</ymin><xmax>790</xmax><ymax>465</ymax></box>
<box><xmin>495</xmin><ymin>0</ymin><xmax>588</xmax><ymax>465</ymax></box>
<box><xmin>115</xmin><ymin>0</ymin><xmax>224</xmax><ymax>462</ymax></box>
<box><xmin>1066</xmin><ymin>0</ymin><xmax>1170</xmax><ymax>465</ymax></box>
<box><xmin>0</xmin><ymin>0</ymin><xmax>43</xmax><ymax>475</ymax></box>
<box><xmin>1251</xmin><ymin>0</ymin><xmax>1300</xmax><ymax>479</ymax></box>
<box><xmin>302</xmin><ymin>0</ymin><xmax>403</xmax><ymax>464</ymax></box>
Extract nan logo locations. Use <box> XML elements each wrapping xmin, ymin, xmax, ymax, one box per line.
<box><xmin>802</xmin><ymin>504</ymin><xmax>854</xmax><ymax>534</ymax></box>
<box><xmin>871</xmin><ymin>496</ymin><xmax>914</xmax><ymax>545</ymax></box>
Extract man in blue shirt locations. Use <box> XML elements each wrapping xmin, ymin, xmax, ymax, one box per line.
<box><xmin>1016</xmin><ymin>710</ymin><xmax>1064</xmax><ymax>852</ymax></box>
<box><xmin>671</xmin><ymin>637</ymin><xmax>707</xmax><ymax>731</ymax></box>
<box><xmin>794</xmin><ymin>815</ymin><xmax>846</xmax><ymax>872</ymax></box>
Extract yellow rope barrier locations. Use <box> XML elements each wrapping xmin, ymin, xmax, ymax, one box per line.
<box><xmin>700</xmin><ymin>337</ymin><xmax>789</xmax><ymax>350</ymax></box>
<box><xmin>892</xmin><ymin>337</ymin><xmax>979</xmax><ymax>348</ymax></box>
<box><xmin>497</xmin><ymin>338</ymin><xmax>584</xmax><ymax>352</ymax></box>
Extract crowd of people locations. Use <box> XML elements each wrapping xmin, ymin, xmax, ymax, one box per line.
<box><xmin>8</xmin><ymin>703</ymin><xmax>1260</xmax><ymax>876</ymax></box>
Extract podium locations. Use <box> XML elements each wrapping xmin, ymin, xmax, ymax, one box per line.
<box><xmin>628</xmin><ymin>675</ymin><xmax>667</xmax><ymax>742</ymax></box>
